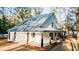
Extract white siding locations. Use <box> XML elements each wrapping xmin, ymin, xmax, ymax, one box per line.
<box><xmin>9</xmin><ymin>32</ymin><xmax>51</xmax><ymax>47</ymax></box>
<box><xmin>15</xmin><ymin>32</ymin><xmax>27</xmax><ymax>44</ymax></box>
<box><xmin>29</xmin><ymin>32</ymin><xmax>41</xmax><ymax>47</ymax></box>
<box><xmin>77</xmin><ymin>32</ymin><xmax>79</xmax><ymax>40</ymax></box>
<box><xmin>8</xmin><ymin>32</ymin><xmax>14</xmax><ymax>41</ymax></box>
<box><xmin>29</xmin><ymin>32</ymin><xmax>50</xmax><ymax>47</ymax></box>
<box><xmin>43</xmin><ymin>32</ymin><xmax>50</xmax><ymax>47</ymax></box>
<box><xmin>8</xmin><ymin>32</ymin><xmax>27</xmax><ymax>44</ymax></box>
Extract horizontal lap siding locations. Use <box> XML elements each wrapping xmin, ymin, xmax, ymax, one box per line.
<box><xmin>29</xmin><ymin>32</ymin><xmax>41</xmax><ymax>47</ymax></box>
<box><xmin>10</xmin><ymin>32</ymin><xmax>14</xmax><ymax>41</ymax></box>
<box><xmin>43</xmin><ymin>32</ymin><xmax>50</xmax><ymax>47</ymax></box>
<box><xmin>15</xmin><ymin>32</ymin><xmax>27</xmax><ymax>44</ymax></box>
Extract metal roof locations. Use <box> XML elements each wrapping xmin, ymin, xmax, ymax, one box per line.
<box><xmin>8</xmin><ymin>7</ymin><xmax>76</xmax><ymax>32</ymax></box>
<box><xmin>9</xmin><ymin>13</ymin><xmax>60</xmax><ymax>32</ymax></box>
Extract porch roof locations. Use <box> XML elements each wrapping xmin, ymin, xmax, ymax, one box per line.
<box><xmin>29</xmin><ymin>28</ymin><xmax>65</xmax><ymax>32</ymax></box>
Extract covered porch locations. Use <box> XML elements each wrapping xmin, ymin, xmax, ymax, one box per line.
<box><xmin>25</xmin><ymin>28</ymin><xmax>66</xmax><ymax>50</ymax></box>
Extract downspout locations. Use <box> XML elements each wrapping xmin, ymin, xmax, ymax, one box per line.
<box><xmin>8</xmin><ymin>32</ymin><xmax>10</xmax><ymax>41</ymax></box>
<box><xmin>14</xmin><ymin>32</ymin><xmax>16</xmax><ymax>41</ymax></box>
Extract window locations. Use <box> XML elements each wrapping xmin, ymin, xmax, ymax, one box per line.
<box><xmin>32</xmin><ymin>33</ymin><xmax>35</xmax><ymax>37</ymax></box>
<box><xmin>49</xmin><ymin>33</ymin><xmax>53</xmax><ymax>37</ymax></box>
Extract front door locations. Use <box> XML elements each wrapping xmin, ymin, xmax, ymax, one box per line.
<box><xmin>49</xmin><ymin>33</ymin><xmax>53</xmax><ymax>40</ymax></box>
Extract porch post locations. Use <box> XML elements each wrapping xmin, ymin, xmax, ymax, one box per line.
<box><xmin>55</xmin><ymin>32</ymin><xmax>56</xmax><ymax>41</ymax></box>
<box><xmin>41</xmin><ymin>32</ymin><xmax>43</xmax><ymax>47</ymax></box>
<box><xmin>53</xmin><ymin>32</ymin><xmax>55</xmax><ymax>40</ymax></box>
<box><xmin>50</xmin><ymin>32</ymin><xmax>53</xmax><ymax>45</ymax></box>
<box><xmin>63</xmin><ymin>31</ymin><xmax>65</xmax><ymax>38</ymax></box>
<box><xmin>49</xmin><ymin>33</ymin><xmax>51</xmax><ymax>45</ymax></box>
<box><xmin>27</xmin><ymin>32</ymin><xmax>29</xmax><ymax>46</ymax></box>
<box><xmin>56</xmin><ymin>32</ymin><xmax>58</xmax><ymax>40</ymax></box>
<box><xmin>61</xmin><ymin>32</ymin><xmax>63</xmax><ymax>39</ymax></box>
<box><xmin>62</xmin><ymin>32</ymin><xmax>64</xmax><ymax>39</ymax></box>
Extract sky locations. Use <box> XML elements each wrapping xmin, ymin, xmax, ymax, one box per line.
<box><xmin>3</xmin><ymin>7</ymin><xmax>15</xmax><ymax>16</ymax></box>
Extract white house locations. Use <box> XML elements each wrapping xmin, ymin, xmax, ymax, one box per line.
<box><xmin>8</xmin><ymin>7</ymin><xmax>76</xmax><ymax>48</ymax></box>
